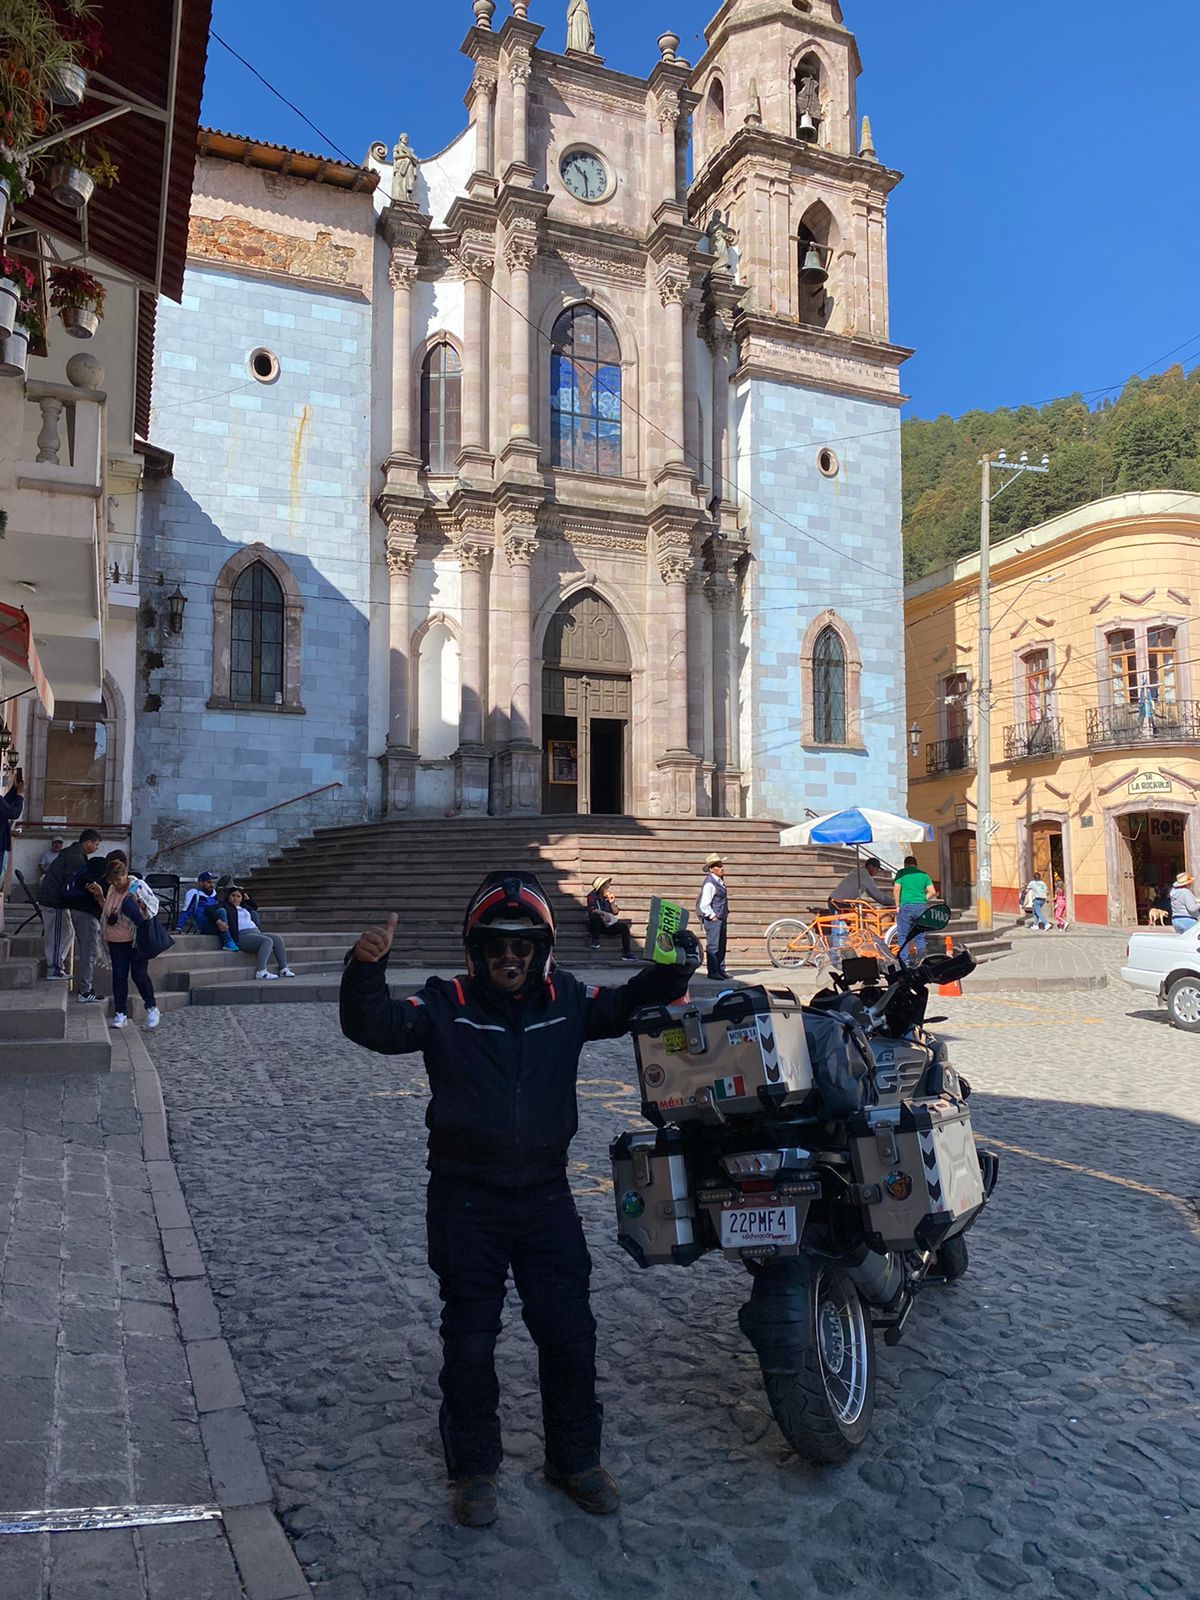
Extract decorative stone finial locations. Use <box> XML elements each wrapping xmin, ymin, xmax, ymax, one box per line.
<box><xmin>745</xmin><ymin>78</ymin><xmax>762</xmax><ymax>127</ymax></box>
<box><xmin>473</xmin><ymin>0</ymin><xmax>495</xmax><ymax>27</ymax></box>
<box><xmin>66</xmin><ymin>352</ymin><xmax>104</xmax><ymax>389</ymax></box>
<box><xmin>657</xmin><ymin>31</ymin><xmax>680</xmax><ymax>62</ymax></box>
<box><xmin>859</xmin><ymin>114</ymin><xmax>876</xmax><ymax>160</ymax></box>
<box><xmin>511</xmin><ymin>0</ymin><xmax>528</xmax><ymax>18</ymax></box>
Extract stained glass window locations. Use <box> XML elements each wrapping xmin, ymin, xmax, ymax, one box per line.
<box><xmin>550</xmin><ymin>305</ymin><xmax>622</xmax><ymax>477</ymax></box>
<box><xmin>421</xmin><ymin>341</ymin><xmax>462</xmax><ymax>474</ymax></box>
<box><xmin>813</xmin><ymin>626</ymin><xmax>847</xmax><ymax>744</ymax></box>
<box><xmin>231</xmin><ymin>562</ymin><xmax>284</xmax><ymax>704</ymax></box>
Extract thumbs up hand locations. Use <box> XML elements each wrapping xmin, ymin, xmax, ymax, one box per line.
<box><xmin>353</xmin><ymin>911</ymin><xmax>398</xmax><ymax>964</ymax></box>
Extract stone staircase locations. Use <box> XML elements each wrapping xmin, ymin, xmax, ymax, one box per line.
<box><xmin>0</xmin><ymin>935</ymin><xmax>112</xmax><ymax>1072</ymax></box>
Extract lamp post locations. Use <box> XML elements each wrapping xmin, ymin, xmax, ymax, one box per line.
<box><xmin>976</xmin><ymin>449</ymin><xmax>1050</xmax><ymax>931</ymax></box>
<box><xmin>907</xmin><ymin>720</ymin><xmax>922</xmax><ymax>760</ymax></box>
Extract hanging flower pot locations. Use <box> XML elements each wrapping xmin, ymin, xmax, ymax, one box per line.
<box><xmin>49</xmin><ymin>163</ymin><xmax>95</xmax><ymax>210</ymax></box>
<box><xmin>60</xmin><ymin>305</ymin><xmax>99</xmax><ymax>339</ymax></box>
<box><xmin>47</xmin><ymin>62</ymin><xmax>88</xmax><ymax>108</ymax></box>
<box><xmin>0</xmin><ymin>147</ymin><xmax>31</xmax><ymax>237</ymax></box>
<box><xmin>0</xmin><ymin>257</ymin><xmax>34</xmax><ymax>339</ymax></box>
<box><xmin>0</xmin><ymin>326</ymin><xmax>30</xmax><ymax>377</ymax></box>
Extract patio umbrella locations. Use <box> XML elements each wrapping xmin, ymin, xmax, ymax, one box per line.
<box><xmin>779</xmin><ymin>807</ymin><xmax>934</xmax><ymax>896</ymax></box>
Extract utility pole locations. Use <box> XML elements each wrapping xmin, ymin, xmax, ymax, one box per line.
<box><xmin>975</xmin><ymin>449</ymin><xmax>1050</xmax><ymax>933</ymax></box>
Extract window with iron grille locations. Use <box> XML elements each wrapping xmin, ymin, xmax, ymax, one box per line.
<box><xmin>231</xmin><ymin>562</ymin><xmax>284</xmax><ymax>705</ymax></box>
<box><xmin>813</xmin><ymin>626</ymin><xmax>847</xmax><ymax>744</ymax></box>
<box><xmin>420</xmin><ymin>341</ymin><xmax>462</xmax><ymax>474</ymax></box>
<box><xmin>550</xmin><ymin>306</ymin><xmax>622</xmax><ymax>477</ymax></box>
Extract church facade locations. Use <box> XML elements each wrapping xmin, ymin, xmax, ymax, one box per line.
<box><xmin>136</xmin><ymin>0</ymin><xmax>910</xmax><ymax>869</ymax></box>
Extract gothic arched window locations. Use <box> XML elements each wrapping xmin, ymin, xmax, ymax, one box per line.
<box><xmin>705</xmin><ymin>77</ymin><xmax>725</xmax><ymax>153</ymax></box>
<box><xmin>550</xmin><ymin>305</ymin><xmax>622</xmax><ymax>477</ymax></box>
<box><xmin>420</xmin><ymin>341</ymin><xmax>462</xmax><ymax>474</ymax></box>
<box><xmin>812</xmin><ymin>625</ymin><xmax>847</xmax><ymax>745</ymax></box>
<box><xmin>231</xmin><ymin>561</ymin><xmax>284</xmax><ymax>705</ymax></box>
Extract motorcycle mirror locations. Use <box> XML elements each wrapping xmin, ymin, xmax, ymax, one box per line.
<box><xmin>913</xmin><ymin>900</ymin><xmax>953</xmax><ymax>934</ymax></box>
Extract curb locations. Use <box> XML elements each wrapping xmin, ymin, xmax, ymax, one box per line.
<box><xmin>961</xmin><ymin>974</ymin><xmax>1108</xmax><ymax>993</ymax></box>
<box><xmin>118</xmin><ymin>1027</ymin><xmax>313</xmax><ymax>1600</ymax></box>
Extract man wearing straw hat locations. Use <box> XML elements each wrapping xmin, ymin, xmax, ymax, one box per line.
<box><xmin>697</xmin><ymin>851</ymin><xmax>731</xmax><ymax>979</ymax></box>
<box><xmin>585</xmin><ymin>874</ymin><xmax>636</xmax><ymax>960</ymax></box>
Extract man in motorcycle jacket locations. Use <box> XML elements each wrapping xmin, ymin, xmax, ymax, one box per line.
<box><xmin>339</xmin><ymin>871</ymin><xmax>699</xmax><ymax>1529</ymax></box>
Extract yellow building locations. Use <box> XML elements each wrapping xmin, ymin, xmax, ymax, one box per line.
<box><xmin>904</xmin><ymin>491</ymin><xmax>1200</xmax><ymax>926</ymax></box>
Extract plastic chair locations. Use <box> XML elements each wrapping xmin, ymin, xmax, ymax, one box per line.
<box><xmin>11</xmin><ymin>870</ymin><xmax>43</xmax><ymax>936</ymax></box>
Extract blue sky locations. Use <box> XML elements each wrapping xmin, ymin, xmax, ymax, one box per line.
<box><xmin>202</xmin><ymin>0</ymin><xmax>1200</xmax><ymax>421</ymax></box>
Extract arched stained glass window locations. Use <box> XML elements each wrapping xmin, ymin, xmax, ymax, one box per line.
<box><xmin>812</xmin><ymin>625</ymin><xmax>846</xmax><ymax>745</ymax></box>
<box><xmin>550</xmin><ymin>305</ymin><xmax>621</xmax><ymax>477</ymax></box>
<box><xmin>420</xmin><ymin>341</ymin><xmax>462</xmax><ymax>474</ymax></box>
<box><xmin>231</xmin><ymin>562</ymin><xmax>284</xmax><ymax>705</ymax></box>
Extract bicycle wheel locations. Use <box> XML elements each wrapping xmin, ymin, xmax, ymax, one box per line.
<box><xmin>766</xmin><ymin>918</ymin><xmax>818</xmax><ymax>968</ymax></box>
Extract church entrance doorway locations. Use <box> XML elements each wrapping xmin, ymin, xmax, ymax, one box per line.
<box><xmin>541</xmin><ymin>590</ymin><xmax>632</xmax><ymax>816</ymax></box>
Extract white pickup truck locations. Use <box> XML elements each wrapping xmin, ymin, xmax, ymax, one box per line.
<box><xmin>1119</xmin><ymin>927</ymin><xmax>1200</xmax><ymax>1030</ymax></box>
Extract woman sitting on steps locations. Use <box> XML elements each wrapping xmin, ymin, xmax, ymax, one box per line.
<box><xmin>214</xmin><ymin>886</ymin><xmax>295</xmax><ymax>980</ymax></box>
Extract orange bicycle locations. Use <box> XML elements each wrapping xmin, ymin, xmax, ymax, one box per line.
<box><xmin>764</xmin><ymin>900</ymin><xmax>897</xmax><ymax>969</ymax></box>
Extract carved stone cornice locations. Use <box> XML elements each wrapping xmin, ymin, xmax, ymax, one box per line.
<box><xmin>733</xmin><ymin>311</ymin><xmax>912</xmax><ymax>404</ymax></box>
<box><xmin>657</xmin><ymin>549</ymin><xmax>692</xmax><ymax>585</ymax></box>
<box><xmin>550</xmin><ymin>246</ymin><xmax>645</xmax><ymax>286</ymax></box>
<box><xmin>379</xmin><ymin>204</ymin><xmax>432</xmax><ymax>253</ymax></box>
<box><xmin>688</xmin><ymin>124</ymin><xmax>904</xmax><ymax>217</ymax></box>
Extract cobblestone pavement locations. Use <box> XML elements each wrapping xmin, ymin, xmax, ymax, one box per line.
<box><xmin>145</xmin><ymin>956</ymin><xmax>1200</xmax><ymax>1600</ymax></box>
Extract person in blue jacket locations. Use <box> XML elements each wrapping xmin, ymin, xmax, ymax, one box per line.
<box><xmin>339</xmin><ymin>871</ymin><xmax>698</xmax><ymax>1530</ymax></box>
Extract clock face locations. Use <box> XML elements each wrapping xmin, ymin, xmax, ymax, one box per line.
<box><xmin>561</xmin><ymin>150</ymin><xmax>609</xmax><ymax>202</ymax></box>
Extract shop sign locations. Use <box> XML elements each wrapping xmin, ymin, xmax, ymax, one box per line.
<box><xmin>1127</xmin><ymin>773</ymin><xmax>1172</xmax><ymax>797</ymax></box>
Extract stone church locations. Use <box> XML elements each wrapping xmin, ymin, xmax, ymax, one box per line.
<box><xmin>136</xmin><ymin>0</ymin><xmax>909</xmax><ymax>868</ymax></box>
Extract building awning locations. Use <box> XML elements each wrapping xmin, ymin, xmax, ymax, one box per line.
<box><xmin>17</xmin><ymin>0</ymin><xmax>213</xmax><ymax>303</ymax></box>
<box><xmin>0</xmin><ymin>605</ymin><xmax>56</xmax><ymax>719</ymax></box>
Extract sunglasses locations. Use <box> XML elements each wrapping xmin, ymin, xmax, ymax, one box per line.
<box><xmin>482</xmin><ymin>936</ymin><xmax>535</xmax><ymax>960</ymax></box>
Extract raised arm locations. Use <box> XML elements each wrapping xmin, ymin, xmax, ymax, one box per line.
<box><xmin>339</xmin><ymin>913</ymin><xmax>435</xmax><ymax>1056</ymax></box>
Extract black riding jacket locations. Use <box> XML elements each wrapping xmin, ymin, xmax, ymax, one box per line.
<box><xmin>339</xmin><ymin>954</ymin><xmax>691</xmax><ymax>1188</ymax></box>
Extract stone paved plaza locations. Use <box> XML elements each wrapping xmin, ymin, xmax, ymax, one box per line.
<box><xmin>136</xmin><ymin>947</ymin><xmax>1200</xmax><ymax>1600</ymax></box>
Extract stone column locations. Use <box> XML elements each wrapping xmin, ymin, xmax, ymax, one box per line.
<box><xmin>687</xmin><ymin>566</ymin><xmax>713</xmax><ymax>815</ymax></box>
<box><xmin>384</xmin><ymin>520</ymin><xmax>419</xmax><ymax>812</ymax></box>
<box><xmin>458</xmin><ymin>243</ymin><xmax>493</xmax><ymax>471</ymax></box>
<box><xmin>472</xmin><ymin>68</ymin><xmax>496</xmax><ymax>176</ymax></box>
<box><xmin>655</xmin><ymin>262</ymin><xmax>689</xmax><ymax>475</ymax></box>
<box><xmin>709</xmin><ymin>323</ymin><xmax>731</xmax><ymax>505</ymax></box>
<box><xmin>388</xmin><ymin>254</ymin><xmax>419</xmax><ymax>462</ymax></box>
<box><xmin>682</xmin><ymin>297</ymin><xmax>702</xmax><ymax>484</ymax></box>
<box><xmin>656</xmin><ymin>93</ymin><xmax>680</xmax><ymax>207</ymax></box>
<box><xmin>453</xmin><ymin>537</ymin><xmax>491</xmax><ymax>814</ymax></box>
<box><xmin>505</xmin><ymin>234</ymin><xmax>536</xmax><ymax>444</ymax></box>
<box><xmin>509</xmin><ymin>53</ymin><xmax>532</xmax><ymax>170</ymax></box>
<box><xmin>654</xmin><ymin>544</ymin><xmax>700</xmax><ymax>816</ymax></box>
<box><xmin>710</xmin><ymin>560</ymin><xmax>743</xmax><ymax>816</ymax></box>
<box><xmin>496</xmin><ymin>516</ymin><xmax>541</xmax><ymax>814</ymax></box>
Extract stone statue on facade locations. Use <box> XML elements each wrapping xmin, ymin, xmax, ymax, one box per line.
<box><xmin>392</xmin><ymin>133</ymin><xmax>418</xmax><ymax>204</ymax></box>
<box><xmin>566</xmin><ymin>0</ymin><xmax>596</xmax><ymax>54</ymax></box>
<box><xmin>705</xmin><ymin>210</ymin><xmax>734</xmax><ymax>272</ymax></box>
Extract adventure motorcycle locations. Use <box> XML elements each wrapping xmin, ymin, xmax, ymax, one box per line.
<box><xmin>612</xmin><ymin>902</ymin><xmax>998</xmax><ymax>1463</ymax></box>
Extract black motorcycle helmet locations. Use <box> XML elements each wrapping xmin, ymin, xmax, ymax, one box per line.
<box><xmin>463</xmin><ymin>871</ymin><xmax>557</xmax><ymax>987</ymax></box>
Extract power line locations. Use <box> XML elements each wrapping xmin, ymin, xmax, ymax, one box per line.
<box><xmin>209</xmin><ymin>31</ymin><xmax>360</xmax><ymax>169</ymax></box>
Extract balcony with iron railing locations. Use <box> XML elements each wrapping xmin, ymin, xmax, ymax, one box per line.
<box><xmin>1004</xmin><ymin>717</ymin><xmax>1064</xmax><ymax>762</ymax></box>
<box><xmin>1086</xmin><ymin>700</ymin><xmax>1200</xmax><ymax>750</ymax></box>
<box><xmin>925</xmin><ymin>736</ymin><xmax>976</xmax><ymax>775</ymax></box>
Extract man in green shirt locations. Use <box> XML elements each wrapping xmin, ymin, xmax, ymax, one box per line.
<box><xmin>893</xmin><ymin>855</ymin><xmax>935</xmax><ymax>958</ymax></box>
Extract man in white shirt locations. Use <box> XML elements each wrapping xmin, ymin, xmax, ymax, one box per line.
<box><xmin>697</xmin><ymin>852</ymin><xmax>730</xmax><ymax>979</ymax></box>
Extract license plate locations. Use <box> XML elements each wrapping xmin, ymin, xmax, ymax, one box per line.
<box><xmin>720</xmin><ymin>1204</ymin><xmax>797</xmax><ymax>1248</ymax></box>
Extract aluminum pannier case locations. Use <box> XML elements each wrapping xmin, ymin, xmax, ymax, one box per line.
<box><xmin>630</xmin><ymin>985</ymin><xmax>813</xmax><ymax>1125</ymax></box>
<box><xmin>849</xmin><ymin>1095</ymin><xmax>986</xmax><ymax>1252</ymax></box>
<box><xmin>609</xmin><ymin>1128</ymin><xmax>709</xmax><ymax>1267</ymax></box>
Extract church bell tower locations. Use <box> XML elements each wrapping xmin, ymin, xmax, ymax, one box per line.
<box><xmin>690</xmin><ymin>0</ymin><xmax>912</xmax><ymax>819</ymax></box>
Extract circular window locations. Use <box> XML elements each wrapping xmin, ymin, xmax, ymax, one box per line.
<box><xmin>249</xmin><ymin>348</ymin><xmax>280</xmax><ymax>384</ymax></box>
<box><xmin>817</xmin><ymin>447</ymin><xmax>839</xmax><ymax>478</ymax></box>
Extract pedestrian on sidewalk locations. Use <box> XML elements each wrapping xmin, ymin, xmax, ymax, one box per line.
<box><xmin>1053</xmin><ymin>878</ymin><xmax>1070</xmax><ymax>931</ymax></box>
<box><xmin>1169</xmin><ymin>872</ymin><xmax>1200</xmax><ymax>934</ymax></box>
<box><xmin>585</xmin><ymin>875</ymin><xmax>637</xmax><ymax>960</ymax></box>
<box><xmin>214</xmin><ymin>886</ymin><xmax>294</xmax><ymax>978</ymax></box>
<box><xmin>893</xmin><ymin>855</ymin><xmax>936</xmax><ymax>958</ymax></box>
<box><xmin>339</xmin><ymin>871</ymin><xmax>700</xmax><ymax>1531</ymax></box>
<box><xmin>1023</xmin><ymin>874</ymin><xmax>1050</xmax><ymax>931</ymax></box>
<box><xmin>37</xmin><ymin>837</ymin><xmax>64</xmax><ymax>877</ymax></box>
<box><xmin>37</xmin><ymin>827</ymin><xmax>103</xmax><ymax>981</ymax></box>
<box><xmin>697</xmin><ymin>851</ymin><xmax>730</xmax><ymax>978</ymax></box>
<box><xmin>101</xmin><ymin>861</ymin><xmax>160</xmax><ymax>1030</ymax></box>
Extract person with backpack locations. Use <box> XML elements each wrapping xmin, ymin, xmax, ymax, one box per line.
<box><xmin>339</xmin><ymin>871</ymin><xmax>700</xmax><ymax>1530</ymax></box>
<box><xmin>37</xmin><ymin>828</ymin><xmax>103</xmax><ymax>981</ymax></box>
<box><xmin>99</xmin><ymin>859</ymin><xmax>160</xmax><ymax>1029</ymax></box>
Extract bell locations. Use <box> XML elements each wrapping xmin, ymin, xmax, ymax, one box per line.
<box><xmin>800</xmin><ymin>243</ymin><xmax>828</xmax><ymax>286</ymax></box>
<box><xmin>797</xmin><ymin>111</ymin><xmax>818</xmax><ymax>143</ymax></box>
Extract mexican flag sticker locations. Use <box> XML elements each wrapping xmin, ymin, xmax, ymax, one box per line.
<box><xmin>713</xmin><ymin>1075</ymin><xmax>746</xmax><ymax>1100</ymax></box>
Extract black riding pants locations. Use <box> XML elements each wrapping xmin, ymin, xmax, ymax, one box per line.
<box><xmin>587</xmin><ymin>912</ymin><xmax>632</xmax><ymax>955</ymax></box>
<box><xmin>425</xmin><ymin>1170</ymin><xmax>601</xmax><ymax>1479</ymax></box>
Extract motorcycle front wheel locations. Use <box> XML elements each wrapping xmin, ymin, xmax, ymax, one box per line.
<box><xmin>739</xmin><ymin>1257</ymin><xmax>875</xmax><ymax>1463</ymax></box>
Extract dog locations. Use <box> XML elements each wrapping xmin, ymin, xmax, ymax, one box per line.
<box><xmin>1148</xmin><ymin>906</ymin><xmax>1169</xmax><ymax>926</ymax></box>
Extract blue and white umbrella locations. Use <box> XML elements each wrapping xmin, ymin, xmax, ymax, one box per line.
<box><xmin>779</xmin><ymin>807</ymin><xmax>934</xmax><ymax>897</ymax></box>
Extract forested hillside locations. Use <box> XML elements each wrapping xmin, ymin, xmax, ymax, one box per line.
<box><xmin>901</xmin><ymin>364</ymin><xmax>1200</xmax><ymax>581</ymax></box>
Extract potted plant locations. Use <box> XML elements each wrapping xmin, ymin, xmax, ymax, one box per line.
<box><xmin>0</xmin><ymin>252</ymin><xmax>34</xmax><ymax>336</ymax></box>
<box><xmin>47</xmin><ymin>1</ymin><xmax>101</xmax><ymax>107</ymax></box>
<box><xmin>0</xmin><ymin>278</ymin><xmax>42</xmax><ymax>375</ymax></box>
<box><xmin>0</xmin><ymin>146</ymin><xmax>33</xmax><ymax>234</ymax></box>
<box><xmin>0</xmin><ymin>0</ymin><xmax>77</xmax><ymax>152</ymax></box>
<box><xmin>47</xmin><ymin>136</ymin><xmax>116</xmax><ymax>210</ymax></box>
<box><xmin>49</xmin><ymin>262</ymin><xmax>103</xmax><ymax>337</ymax></box>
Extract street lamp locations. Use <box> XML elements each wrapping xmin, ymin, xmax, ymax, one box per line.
<box><xmin>975</xmin><ymin>448</ymin><xmax>1051</xmax><ymax>932</ymax></box>
<box><xmin>907</xmin><ymin>720</ymin><xmax>923</xmax><ymax>759</ymax></box>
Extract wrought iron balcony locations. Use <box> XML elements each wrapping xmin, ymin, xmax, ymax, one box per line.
<box><xmin>1086</xmin><ymin>701</ymin><xmax>1200</xmax><ymax>750</ymax></box>
<box><xmin>925</xmin><ymin>736</ymin><xmax>976</xmax><ymax>775</ymax></box>
<box><xmin>1003</xmin><ymin>717</ymin><xmax>1064</xmax><ymax>762</ymax></box>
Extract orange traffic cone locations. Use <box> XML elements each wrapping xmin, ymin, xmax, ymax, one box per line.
<box><xmin>937</xmin><ymin>934</ymin><xmax>962</xmax><ymax>997</ymax></box>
